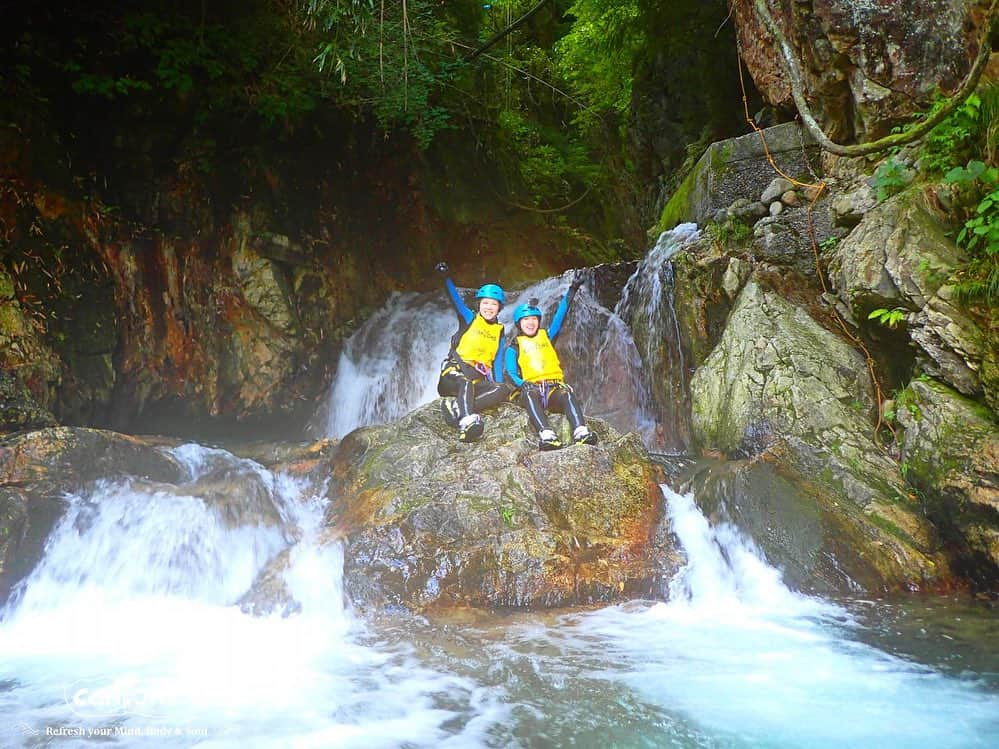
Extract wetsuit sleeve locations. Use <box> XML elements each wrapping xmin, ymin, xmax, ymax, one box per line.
<box><xmin>504</xmin><ymin>343</ymin><xmax>524</xmax><ymax>387</ymax></box>
<box><xmin>493</xmin><ymin>337</ymin><xmax>506</xmax><ymax>383</ymax></box>
<box><xmin>548</xmin><ymin>287</ymin><xmax>572</xmax><ymax>341</ymax></box>
<box><xmin>445</xmin><ymin>277</ymin><xmax>474</xmax><ymax>324</ymax></box>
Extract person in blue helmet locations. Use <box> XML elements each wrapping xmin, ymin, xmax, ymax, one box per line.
<box><xmin>505</xmin><ymin>272</ymin><xmax>597</xmax><ymax>450</ymax></box>
<box><xmin>435</xmin><ymin>262</ymin><xmax>513</xmax><ymax>442</ymax></box>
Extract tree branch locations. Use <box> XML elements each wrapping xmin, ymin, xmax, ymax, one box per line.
<box><xmin>751</xmin><ymin>0</ymin><xmax>997</xmax><ymax>157</ymax></box>
<box><xmin>465</xmin><ymin>0</ymin><xmax>554</xmax><ymax>63</ymax></box>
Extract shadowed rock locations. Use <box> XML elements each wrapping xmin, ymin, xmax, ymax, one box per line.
<box><xmin>690</xmin><ymin>277</ymin><xmax>950</xmax><ymax>591</ymax></box>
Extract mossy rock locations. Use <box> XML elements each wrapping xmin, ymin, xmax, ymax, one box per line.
<box><xmin>321</xmin><ymin>401</ymin><xmax>679</xmax><ymax>612</ymax></box>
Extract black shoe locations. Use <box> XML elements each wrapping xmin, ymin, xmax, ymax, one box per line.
<box><xmin>440</xmin><ymin>398</ymin><xmax>459</xmax><ymax>428</ymax></box>
<box><xmin>459</xmin><ymin>416</ymin><xmax>484</xmax><ymax>442</ymax></box>
<box><xmin>573</xmin><ymin>426</ymin><xmax>598</xmax><ymax>445</ymax></box>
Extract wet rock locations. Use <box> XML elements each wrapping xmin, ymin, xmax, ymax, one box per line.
<box><xmin>897</xmin><ymin>379</ymin><xmax>999</xmax><ymax>589</ymax></box>
<box><xmin>689</xmin><ymin>277</ymin><xmax>947</xmax><ymax>590</ymax></box>
<box><xmin>681</xmin><ymin>458</ymin><xmax>915</xmax><ymax>596</ymax></box>
<box><xmin>324</xmin><ymin>401</ymin><xmax>678</xmax><ymax>612</ymax></box>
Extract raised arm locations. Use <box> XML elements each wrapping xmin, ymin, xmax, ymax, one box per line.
<box><xmin>437</xmin><ymin>262</ymin><xmax>473</xmax><ymax>324</ymax></box>
<box><xmin>548</xmin><ymin>272</ymin><xmax>584</xmax><ymax>341</ymax></box>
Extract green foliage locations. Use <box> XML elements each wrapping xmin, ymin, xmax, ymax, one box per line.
<box><xmin>707</xmin><ymin>218</ymin><xmax>752</xmax><ymax>246</ymax></box>
<box><xmin>554</xmin><ymin>0</ymin><xmax>641</xmax><ymax>135</ymax></box>
<box><xmin>53</xmin><ymin>4</ymin><xmax>324</xmax><ymax>130</ymax></box>
<box><xmin>867</xmin><ymin>307</ymin><xmax>908</xmax><ymax>328</ymax></box>
<box><xmin>300</xmin><ymin>0</ymin><xmax>638</xmax><ymax>243</ymax></box>
<box><xmin>943</xmin><ymin>159</ymin><xmax>999</xmax><ymax>304</ymax></box>
<box><xmin>872</xmin><ymin>157</ymin><xmax>914</xmax><ymax>201</ymax></box>
<box><xmin>893</xmin><ymin>82</ymin><xmax>999</xmax><ymax>306</ymax></box>
<box><xmin>919</xmin><ymin>85</ymin><xmax>999</xmax><ymax>174</ymax></box>
<box><xmin>819</xmin><ymin>236</ymin><xmax>840</xmax><ymax>252</ymax></box>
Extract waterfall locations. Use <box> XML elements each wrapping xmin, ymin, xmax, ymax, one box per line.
<box><xmin>320</xmin><ymin>228</ymin><xmax>705</xmax><ymax>446</ymax></box>
<box><xmin>512</xmin><ymin>272</ymin><xmax>657</xmax><ymax>442</ymax></box>
<box><xmin>2</xmin><ymin>447</ymin><xmax>996</xmax><ymax>746</ymax></box>
<box><xmin>617</xmin><ymin>223</ymin><xmax>701</xmax><ymax>451</ymax></box>
<box><xmin>663</xmin><ymin>485</ymin><xmax>801</xmax><ymax>611</ymax></box>
<box><xmin>322</xmin><ymin>291</ymin><xmax>455</xmax><ymax>439</ymax></box>
<box><xmin>322</xmin><ymin>272</ymin><xmax>657</xmax><ymax>443</ymax></box>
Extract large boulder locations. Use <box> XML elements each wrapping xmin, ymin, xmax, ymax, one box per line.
<box><xmin>896</xmin><ymin>378</ymin><xmax>999</xmax><ymax>588</ymax></box>
<box><xmin>322</xmin><ymin>401</ymin><xmax>677</xmax><ymax>612</ymax></box>
<box><xmin>681</xmin><ymin>458</ymin><xmax>927</xmax><ymax>595</ymax></box>
<box><xmin>689</xmin><ymin>276</ymin><xmax>947</xmax><ymax>590</ymax></box>
<box><xmin>825</xmin><ymin>189</ymin><xmax>987</xmax><ymax>399</ymax></box>
<box><xmin>730</xmin><ymin>0</ymin><xmax>989</xmax><ymax>141</ymax></box>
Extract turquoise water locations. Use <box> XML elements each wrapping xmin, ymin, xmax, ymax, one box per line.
<box><xmin>1</xmin><ymin>448</ymin><xmax>996</xmax><ymax>748</ymax></box>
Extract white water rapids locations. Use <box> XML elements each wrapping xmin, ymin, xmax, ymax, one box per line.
<box><xmin>2</xmin><ymin>225</ymin><xmax>997</xmax><ymax>745</ymax></box>
<box><xmin>1</xmin><ymin>445</ymin><xmax>996</xmax><ymax>747</ymax></box>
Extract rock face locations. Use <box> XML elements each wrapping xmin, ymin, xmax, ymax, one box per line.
<box><xmin>897</xmin><ymin>379</ymin><xmax>999</xmax><ymax>588</ymax></box>
<box><xmin>689</xmin><ymin>277</ymin><xmax>947</xmax><ymax>590</ymax></box>
<box><xmin>825</xmin><ymin>188</ymin><xmax>987</xmax><ymax>399</ymax></box>
<box><xmin>659</xmin><ymin>122</ymin><xmax>822</xmax><ymax>230</ymax></box>
<box><xmin>730</xmin><ymin>0</ymin><xmax>990</xmax><ymax>141</ymax></box>
<box><xmin>0</xmin><ymin>270</ymin><xmax>62</xmax><ymax>431</ymax></box>
<box><xmin>0</xmin><ymin>368</ymin><xmax>57</xmax><ymax>434</ymax></box>
<box><xmin>681</xmin><ymin>458</ymin><xmax>920</xmax><ymax>595</ymax></box>
<box><xmin>325</xmin><ymin>401</ymin><xmax>677</xmax><ymax>611</ymax></box>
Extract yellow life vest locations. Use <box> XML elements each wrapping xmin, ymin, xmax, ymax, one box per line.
<box><xmin>515</xmin><ymin>330</ymin><xmax>564</xmax><ymax>383</ymax></box>
<box><xmin>455</xmin><ymin>314</ymin><xmax>503</xmax><ymax>367</ymax></box>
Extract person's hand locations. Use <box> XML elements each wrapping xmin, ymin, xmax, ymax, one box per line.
<box><xmin>435</xmin><ymin>261</ymin><xmax>449</xmax><ymax>275</ymax></box>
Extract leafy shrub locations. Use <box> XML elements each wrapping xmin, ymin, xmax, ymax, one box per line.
<box><xmin>867</xmin><ymin>307</ymin><xmax>908</xmax><ymax>328</ymax></box>
<box><xmin>872</xmin><ymin>157</ymin><xmax>914</xmax><ymax>201</ymax></box>
<box><xmin>944</xmin><ymin>159</ymin><xmax>999</xmax><ymax>304</ymax></box>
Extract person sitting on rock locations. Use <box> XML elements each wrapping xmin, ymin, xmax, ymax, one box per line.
<box><xmin>504</xmin><ymin>272</ymin><xmax>597</xmax><ymax>450</ymax></box>
<box><xmin>436</xmin><ymin>262</ymin><xmax>513</xmax><ymax>443</ymax></box>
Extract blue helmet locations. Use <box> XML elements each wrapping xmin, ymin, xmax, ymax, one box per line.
<box><xmin>513</xmin><ymin>300</ymin><xmax>542</xmax><ymax>326</ymax></box>
<box><xmin>476</xmin><ymin>283</ymin><xmax>506</xmax><ymax>305</ymax></box>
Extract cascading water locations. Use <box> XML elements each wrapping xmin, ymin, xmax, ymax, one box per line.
<box><xmin>4</xmin><ymin>236</ymin><xmax>997</xmax><ymax>746</ymax></box>
<box><xmin>1</xmin><ymin>451</ymin><xmax>996</xmax><ymax>747</ymax></box>
<box><xmin>322</xmin><ymin>272</ymin><xmax>658</xmax><ymax>443</ymax></box>
<box><xmin>0</xmin><ymin>444</ymin><xmax>505</xmax><ymax>747</ymax></box>
<box><xmin>617</xmin><ymin>223</ymin><xmax>701</xmax><ymax>451</ymax></box>
<box><xmin>322</xmin><ymin>291</ymin><xmax>456</xmax><ymax>439</ymax></box>
<box><xmin>467</xmin><ymin>486</ymin><xmax>999</xmax><ymax>748</ymax></box>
